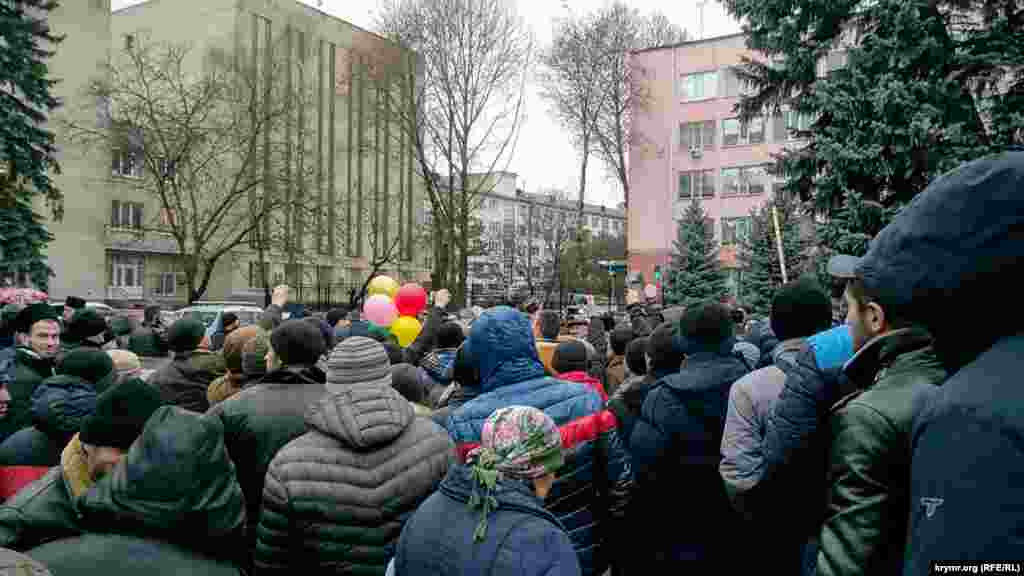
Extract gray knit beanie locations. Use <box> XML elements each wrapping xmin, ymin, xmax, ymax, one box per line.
<box><xmin>326</xmin><ymin>336</ymin><xmax>392</xmax><ymax>394</ymax></box>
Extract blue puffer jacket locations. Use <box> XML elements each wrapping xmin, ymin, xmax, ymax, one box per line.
<box><xmin>0</xmin><ymin>375</ymin><xmax>98</xmax><ymax>467</ymax></box>
<box><xmin>393</xmin><ymin>465</ymin><xmax>580</xmax><ymax>576</ymax></box>
<box><xmin>628</xmin><ymin>345</ymin><xmax>750</xmax><ymax>571</ymax></box>
<box><xmin>446</xmin><ymin>307</ymin><xmax>632</xmax><ymax>576</ymax></box>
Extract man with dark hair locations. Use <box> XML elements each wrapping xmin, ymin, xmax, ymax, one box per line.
<box><xmin>630</xmin><ymin>302</ymin><xmax>750</xmax><ymax>571</ymax></box>
<box><xmin>62</xmin><ymin>297</ymin><xmax>85</xmax><ymax>325</ymax></box>
<box><xmin>605</xmin><ymin>325</ymin><xmax>634</xmax><ymax>396</ymax></box>
<box><xmin>147</xmin><ymin>318</ymin><xmax>226</xmax><ymax>413</ymax></box>
<box><xmin>127</xmin><ymin>305</ymin><xmax>168</xmax><ymax>358</ymax></box>
<box><xmin>208</xmin><ymin>312</ymin><xmax>240</xmax><ymax>352</ymax></box>
<box><xmin>325</xmin><ymin>306</ymin><xmax>351</xmax><ymax>330</ymax></box>
<box><xmin>719</xmin><ymin>279</ymin><xmax>833</xmax><ymax>572</ymax></box>
<box><xmin>62</xmin><ymin>309</ymin><xmax>113</xmax><ymax>354</ymax></box>
<box><xmin>551</xmin><ymin>340</ymin><xmax>607</xmax><ymax>401</ymax></box>
<box><xmin>607</xmin><ymin>322</ymin><xmax>677</xmax><ymax>450</ymax></box>
<box><xmin>3</xmin><ymin>304</ymin><xmax>61</xmax><ymax>443</ymax></box>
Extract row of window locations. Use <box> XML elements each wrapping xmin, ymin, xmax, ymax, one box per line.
<box><xmin>689</xmin><ymin>216</ymin><xmax>753</xmax><ymax>246</ymax></box>
<box><xmin>111</xmin><ymin>149</ymin><xmax>178</xmax><ymax>180</ymax></box>
<box><xmin>109</xmin><ymin>254</ymin><xmax>177</xmax><ymax>296</ymax></box>
<box><xmin>679</xmin><ymin>165</ymin><xmax>777</xmax><ymax>199</ymax></box>
<box><xmin>679</xmin><ymin>53</ymin><xmax>847</xmax><ymax>102</ymax></box>
<box><xmin>110</xmin><ymin>200</ymin><xmax>176</xmax><ymax>229</ymax></box>
<box><xmin>246</xmin><ymin>262</ymin><xmax>337</xmax><ymax>289</ymax></box>
<box><xmin>679</xmin><ymin>111</ymin><xmax>814</xmax><ymax>151</ymax></box>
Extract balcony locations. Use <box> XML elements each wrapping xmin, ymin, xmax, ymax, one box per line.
<box><xmin>106</xmin><ymin>285</ymin><xmax>143</xmax><ymax>300</ymax></box>
<box><xmin>104</xmin><ymin>225</ymin><xmax>179</xmax><ymax>255</ymax></box>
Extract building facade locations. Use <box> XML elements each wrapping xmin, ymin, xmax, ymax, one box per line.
<box><xmin>463</xmin><ymin>172</ymin><xmax>626</xmax><ymax>305</ymax></box>
<box><xmin>627</xmin><ymin>33</ymin><xmax>820</xmax><ymax>299</ymax></box>
<box><xmin>41</xmin><ymin>0</ymin><xmax>429</xmax><ymax>307</ymax></box>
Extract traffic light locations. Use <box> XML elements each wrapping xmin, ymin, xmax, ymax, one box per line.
<box><xmin>653</xmin><ymin>265</ymin><xmax>662</xmax><ymax>282</ymax></box>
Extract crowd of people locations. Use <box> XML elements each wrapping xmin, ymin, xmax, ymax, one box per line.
<box><xmin>0</xmin><ymin>149</ymin><xmax>1020</xmax><ymax>575</ymax></box>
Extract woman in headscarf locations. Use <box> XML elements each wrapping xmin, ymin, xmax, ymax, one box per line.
<box><xmin>390</xmin><ymin>405</ymin><xmax>580</xmax><ymax>576</ymax></box>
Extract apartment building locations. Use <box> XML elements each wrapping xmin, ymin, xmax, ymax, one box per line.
<box><xmin>627</xmin><ymin>33</ymin><xmax>828</xmax><ymax>300</ymax></box>
<box><xmin>461</xmin><ymin>172</ymin><xmax>626</xmax><ymax>304</ymax></box>
<box><xmin>41</xmin><ymin>0</ymin><xmax>428</xmax><ymax>306</ymax></box>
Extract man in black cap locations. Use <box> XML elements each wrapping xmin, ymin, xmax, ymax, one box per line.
<box><xmin>63</xmin><ymin>297</ymin><xmax>85</xmax><ymax>325</ymax></box>
<box><xmin>61</xmin><ymin>308</ymin><xmax>113</xmax><ymax>354</ymax></box>
<box><xmin>2</xmin><ymin>304</ymin><xmax>62</xmax><ymax>443</ymax></box>
<box><xmin>146</xmin><ymin>318</ymin><xmax>225</xmax><ymax>413</ymax></box>
<box><xmin>127</xmin><ymin>305</ymin><xmax>168</xmax><ymax>358</ymax></box>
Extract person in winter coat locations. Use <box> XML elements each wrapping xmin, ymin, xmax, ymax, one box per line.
<box><xmin>719</xmin><ymin>279</ymin><xmax>834</xmax><ymax>573</ymax></box>
<box><xmin>392</xmin><ymin>405</ymin><xmax>580</xmax><ymax>576</ymax></box>
<box><xmin>147</xmin><ymin>318</ymin><xmax>226</xmax><ymax>413</ymax></box>
<box><xmin>60</xmin><ymin>309</ymin><xmax>112</xmax><ymax>356</ymax></box>
<box><xmin>255</xmin><ymin>337</ymin><xmax>452</xmax><ymax>575</ymax></box>
<box><xmin>419</xmin><ymin>321</ymin><xmax>463</xmax><ymax>386</ymax></box>
<box><xmin>17</xmin><ymin>404</ymin><xmax>247</xmax><ymax>575</ymax></box>
<box><xmin>552</xmin><ymin>340</ymin><xmax>608</xmax><ymax>401</ymax></box>
<box><xmin>446</xmin><ymin>306</ymin><xmax>631</xmax><ymax>576</ymax></box>
<box><xmin>126</xmin><ymin>305</ymin><xmax>168</xmax><ymax>358</ymax></box>
<box><xmin>607</xmin><ymin>322</ymin><xmax>682</xmax><ymax>446</ymax></box>
<box><xmin>3</xmin><ymin>304</ymin><xmax>62</xmax><ymax>444</ymax></box>
<box><xmin>629</xmin><ymin>302</ymin><xmax>750</xmax><ymax>572</ymax></box>
<box><xmin>0</xmin><ymin>350</ymin><xmax>117</xmax><ymax>467</ymax></box>
<box><xmin>107</xmin><ymin>316</ymin><xmax>136</xmax><ymax>350</ymax></box>
<box><xmin>206</xmin><ymin>326</ymin><xmax>262</xmax><ymax>406</ymax></box>
<box><xmin>391</xmin><ymin>363</ymin><xmax>437</xmax><ymax>417</ymax></box>
<box><xmin>605</xmin><ymin>326</ymin><xmax>633</xmax><ymax>398</ymax></box>
<box><xmin>205</xmin><ymin>319</ymin><xmax>327</xmax><ymax>552</ymax></box>
<box><xmin>842</xmin><ymin>151</ymin><xmax>1024</xmax><ymax>573</ymax></box>
<box><xmin>0</xmin><ymin>378</ymin><xmax>164</xmax><ymax>549</ymax></box>
<box><xmin>534</xmin><ymin>310</ymin><xmax>564</xmax><ymax>375</ymax></box>
<box><xmin>430</xmin><ymin>344</ymin><xmax>480</xmax><ymax>428</ymax></box>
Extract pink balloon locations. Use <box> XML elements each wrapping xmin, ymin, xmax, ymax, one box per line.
<box><xmin>363</xmin><ymin>294</ymin><xmax>398</xmax><ymax>327</ymax></box>
<box><xmin>394</xmin><ymin>283</ymin><xmax>428</xmax><ymax>316</ymax></box>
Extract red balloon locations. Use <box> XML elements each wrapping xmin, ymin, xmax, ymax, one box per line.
<box><xmin>394</xmin><ymin>283</ymin><xmax>427</xmax><ymax>316</ymax></box>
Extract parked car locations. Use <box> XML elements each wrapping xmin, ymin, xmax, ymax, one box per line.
<box><xmin>49</xmin><ymin>301</ymin><xmax>115</xmax><ymax>322</ymax></box>
<box><xmin>172</xmin><ymin>303</ymin><xmax>264</xmax><ymax>330</ymax></box>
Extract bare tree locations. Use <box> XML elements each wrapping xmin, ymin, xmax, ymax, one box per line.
<box><xmin>538</xmin><ymin>13</ymin><xmax>608</xmax><ymax>230</ymax></box>
<box><xmin>63</xmin><ymin>36</ymin><xmax>308</xmax><ymax>303</ymax></box>
<box><xmin>375</xmin><ymin>0</ymin><xmax>533</xmax><ymax>306</ymax></box>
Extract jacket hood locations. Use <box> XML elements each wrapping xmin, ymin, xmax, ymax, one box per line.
<box><xmin>76</xmin><ymin>406</ymin><xmax>245</xmax><ymax>542</ymax></box>
<box><xmin>439</xmin><ymin>464</ymin><xmax>562</xmax><ymax>527</ymax></box>
<box><xmin>306</xmin><ymin>383</ymin><xmax>413</xmax><ymax>450</ymax></box>
<box><xmin>465</xmin><ymin>307</ymin><xmax>545</xmax><ymax>392</ymax></box>
<box><xmin>31</xmin><ymin>374</ymin><xmax>97</xmax><ymax>438</ymax></box>
<box><xmin>843</xmin><ymin>327</ymin><xmax>934</xmax><ymax>387</ymax></box>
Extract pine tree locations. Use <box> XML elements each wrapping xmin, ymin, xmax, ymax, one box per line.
<box><xmin>739</xmin><ymin>196</ymin><xmax>810</xmax><ymax>315</ymax></box>
<box><xmin>0</xmin><ymin>192</ymin><xmax>54</xmax><ymax>291</ymax></box>
<box><xmin>665</xmin><ymin>199</ymin><xmax>727</xmax><ymax>307</ymax></box>
<box><xmin>0</xmin><ymin>0</ymin><xmax>64</xmax><ymax>215</ymax></box>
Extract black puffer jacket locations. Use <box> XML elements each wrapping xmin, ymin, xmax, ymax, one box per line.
<box><xmin>205</xmin><ymin>365</ymin><xmax>327</xmax><ymax>546</ymax></box>
<box><xmin>254</xmin><ymin>384</ymin><xmax>451</xmax><ymax>574</ymax></box>
<box><xmin>148</xmin><ymin>350</ymin><xmax>226</xmax><ymax>413</ymax></box>
<box><xmin>0</xmin><ymin>375</ymin><xmax>98</xmax><ymax>467</ymax></box>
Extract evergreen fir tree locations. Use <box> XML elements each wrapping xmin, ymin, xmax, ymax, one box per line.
<box><xmin>0</xmin><ymin>0</ymin><xmax>64</xmax><ymax>215</ymax></box>
<box><xmin>739</xmin><ymin>196</ymin><xmax>810</xmax><ymax>316</ymax></box>
<box><xmin>0</xmin><ymin>191</ymin><xmax>54</xmax><ymax>291</ymax></box>
<box><xmin>665</xmin><ymin>199</ymin><xmax>727</xmax><ymax>307</ymax></box>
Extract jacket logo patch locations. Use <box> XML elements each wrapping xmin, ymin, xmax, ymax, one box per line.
<box><xmin>920</xmin><ymin>497</ymin><xmax>944</xmax><ymax>518</ymax></box>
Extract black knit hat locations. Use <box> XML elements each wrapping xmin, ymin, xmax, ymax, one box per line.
<box><xmin>65</xmin><ymin>296</ymin><xmax>86</xmax><ymax>310</ymax></box>
<box><xmin>59</xmin><ymin>349</ymin><xmax>115</xmax><ymax>391</ymax></box>
<box><xmin>552</xmin><ymin>340</ymin><xmax>589</xmax><ymax>374</ymax></box>
<box><xmin>79</xmin><ymin>377</ymin><xmax>163</xmax><ymax>450</ymax></box>
<box><xmin>15</xmin><ymin>302</ymin><xmax>59</xmax><ymax>333</ymax></box>
<box><xmin>269</xmin><ymin>319</ymin><xmax>326</xmax><ymax>366</ymax></box>
<box><xmin>166</xmin><ymin>318</ymin><xmax>206</xmax><ymax>352</ymax></box>
<box><xmin>68</xmin><ymin>308</ymin><xmax>109</xmax><ymax>342</ymax></box>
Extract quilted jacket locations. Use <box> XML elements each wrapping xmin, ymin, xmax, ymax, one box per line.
<box><xmin>0</xmin><ymin>374</ymin><xmax>99</xmax><ymax>467</ymax></box>
<box><xmin>254</xmin><ymin>384</ymin><xmax>451</xmax><ymax>575</ymax></box>
<box><xmin>446</xmin><ymin>307</ymin><xmax>632</xmax><ymax>576</ymax></box>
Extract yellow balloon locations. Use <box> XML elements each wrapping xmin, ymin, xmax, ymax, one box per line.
<box><xmin>367</xmin><ymin>275</ymin><xmax>399</xmax><ymax>298</ymax></box>
<box><xmin>390</xmin><ymin>315</ymin><xmax>422</xmax><ymax>348</ymax></box>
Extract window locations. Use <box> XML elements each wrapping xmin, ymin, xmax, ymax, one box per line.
<box><xmin>111</xmin><ymin>255</ymin><xmax>143</xmax><ymax>288</ymax></box>
<box><xmin>156</xmin><ymin>158</ymin><xmax>177</xmax><ymax>182</ymax></box>
<box><xmin>703</xmin><ymin>217</ymin><xmax>715</xmax><ymax>238</ymax></box>
<box><xmin>722</xmin><ymin>217</ymin><xmax>753</xmax><ymax>245</ymax></box>
<box><xmin>680</xmin><ymin>71</ymin><xmax>718</xmax><ymax>101</ymax></box>
<box><xmin>248</xmin><ymin>262</ymin><xmax>267</xmax><ymax>288</ymax></box>
<box><xmin>722</xmin><ymin>67</ymin><xmax>749</xmax><ymax>98</ymax></box>
<box><xmin>678</xmin><ymin>170</ymin><xmax>715</xmax><ymax>199</ymax></box>
<box><xmin>112</xmin><ymin>149</ymin><xmax>142</xmax><ymax>178</ymax></box>
<box><xmin>111</xmin><ymin>200</ymin><xmax>143</xmax><ymax>229</ymax></box>
<box><xmin>154</xmin><ymin>272</ymin><xmax>177</xmax><ymax>296</ymax></box>
<box><xmin>679</xmin><ymin>120</ymin><xmax>716</xmax><ymax>150</ymax></box>
<box><xmin>722</xmin><ymin>166</ymin><xmax>768</xmax><ymax>196</ymax></box>
<box><xmin>773</xmin><ymin>181</ymin><xmax>789</xmax><ymax>202</ymax></box>
<box><xmin>722</xmin><ymin>117</ymin><xmax>765</xmax><ymax>146</ymax></box>
<box><xmin>776</xmin><ymin>110</ymin><xmax>815</xmax><ymax>139</ymax></box>
<box><xmin>489</xmin><ymin>221</ymin><xmax>501</xmax><ymax>236</ymax></box>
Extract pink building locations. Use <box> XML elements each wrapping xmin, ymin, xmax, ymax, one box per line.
<box><xmin>628</xmin><ymin>34</ymin><xmax>810</xmax><ymax>299</ymax></box>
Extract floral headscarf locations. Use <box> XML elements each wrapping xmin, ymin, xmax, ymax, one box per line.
<box><xmin>467</xmin><ymin>405</ymin><xmax>564</xmax><ymax>541</ymax></box>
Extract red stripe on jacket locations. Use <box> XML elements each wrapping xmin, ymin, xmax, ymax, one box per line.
<box><xmin>455</xmin><ymin>409</ymin><xmax>618</xmax><ymax>463</ymax></box>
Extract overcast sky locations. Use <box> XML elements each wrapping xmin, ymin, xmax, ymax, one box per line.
<box><xmin>110</xmin><ymin>0</ymin><xmax>741</xmax><ymax>207</ymax></box>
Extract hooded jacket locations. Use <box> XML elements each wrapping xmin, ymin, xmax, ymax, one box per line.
<box><xmin>205</xmin><ymin>365</ymin><xmax>326</xmax><ymax>548</ymax></box>
<box><xmin>393</xmin><ymin>465</ymin><xmax>581</xmax><ymax>576</ymax></box>
<box><xmin>817</xmin><ymin>328</ymin><xmax>944</xmax><ymax>576</ymax></box>
<box><xmin>254</xmin><ymin>384</ymin><xmax>452</xmax><ymax>575</ymax></box>
<box><xmin>148</xmin><ymin>350</ymin><xmax>226</xmax><ymax>413</ymax></box>
<box><xmin>0</xmin><ymin>407</ymin><xmax>245</xmax><ymax>571</ymax></box>
<box><xmin>1</xmin><ymin>349</ymin><xmax>56</xmax><ymax>444</ymax></box>
<box><xmin>629</xmin><ymin>343</ymin><xmax>750</xmax><ymax>570</ymax></box>
<box><xmin>446</xmin><ymin>307</ymin><xmax>632</xmax><ymax>576</ymax></box>
<box><xmin>0</xmin><ymin>373</ymin><xmax>103</xmax><ymax>467</ymax></box>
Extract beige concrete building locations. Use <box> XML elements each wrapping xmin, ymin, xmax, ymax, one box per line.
<box><xmin>42</xmin><ymin>0</ymin><xmax>429</xmax><ymax>307</ymax></box>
